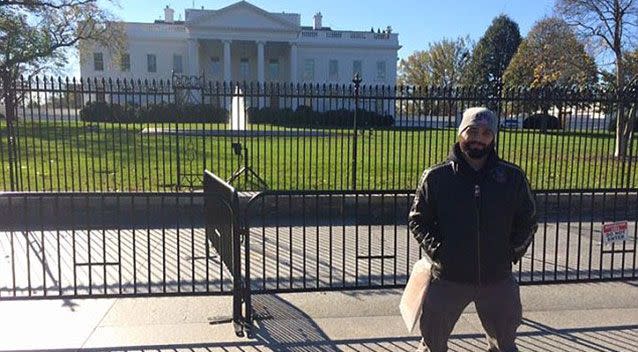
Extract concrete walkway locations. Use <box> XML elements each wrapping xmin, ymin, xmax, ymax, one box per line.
<box><xmin>0</xmin><ymin>281</ymin><xmax>637</xmax><ymax>351</ymax></box>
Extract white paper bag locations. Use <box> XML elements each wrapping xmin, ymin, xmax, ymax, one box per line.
<box><xmin>399</xmin><ymin>256</ymin><xmax>433</xmax><ymax>333</ymax></box>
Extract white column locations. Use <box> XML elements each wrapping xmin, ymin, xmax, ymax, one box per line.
<box><xmin>290</xmin><ymin>43</ymin><xmax>298</xmax><ymax>83</ymax></box>
<box><xmin>257</xmin><ymin>41</ymin><xmax>265</xmax><ymax>83</ymax></box>
<box><xmin>223</xmin><ymin>40</ymin><xmax>232</xmax><ymax>82</ymax></box>
<box><xmin>187</xmin><ymin>39</ymin><xmax>200</xmax><ymax>76</ymax></box>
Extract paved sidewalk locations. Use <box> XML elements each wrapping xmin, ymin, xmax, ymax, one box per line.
<box><xmin>0</xmin><ymin>281</ymin><xmax>636</xmax><ymax>351</ymax></box>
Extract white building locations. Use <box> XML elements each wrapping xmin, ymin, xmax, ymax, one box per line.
<box><xmin>80</xmin><ymin>1</ymin><xmax>400</xmax><ymax>86</ymax></box>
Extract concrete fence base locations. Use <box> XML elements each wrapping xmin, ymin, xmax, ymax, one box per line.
<box><xmin>0</xmin><ymin>191</ymin><xmax>636</xmax><ymax>230</ymax></box>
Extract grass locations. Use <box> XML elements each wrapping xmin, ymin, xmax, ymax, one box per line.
<box><xmin>1</xmin><ymin>119</ymin><xmax>637</xmax><ymax>192</ymax></box>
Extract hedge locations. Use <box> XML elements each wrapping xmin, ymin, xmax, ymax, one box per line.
<box><xmin>80</xmin><ymin>102</ymin><xmax>394</xmax><ymax>127</ymax></box>
<box><xmin>80</xmin><ymin>102</ymin><xmax>229</xmax><ymax>123</ymax></box>
<box><xmin>247</xmin><ymin>106</ymin><xmax>394</xmax><ymax>128</ymax></box>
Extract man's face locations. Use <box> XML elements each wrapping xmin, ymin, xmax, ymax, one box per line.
<box><xmin>459</xmin><ymin>125</ymin><xmax>495</xmax><ymax>159</ymax></box>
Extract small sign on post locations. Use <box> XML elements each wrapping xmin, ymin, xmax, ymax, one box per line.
<box><xmin>602</xmin><ymin>221</ymin><xmax>629</xmax><ymax>245</ymax></box>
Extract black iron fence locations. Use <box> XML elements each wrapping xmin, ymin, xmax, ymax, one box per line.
<box><xmin>0</xmin><ymin>191</ymin><xmax>236</xmax><ymax>299</ymax></box>
<box><xmin>1</xmin><ymin>171</ymin><xmax>636</xmax><ymax>337</ymax></box>
<box><xmin>1</xmin><ymin>76</ymin><xmax>637</xmax><ymax>192</ymax></box>
<box><xmin>244</xmin><ymin>189</ymin><xmax>637</xmax><ymax>293</ymax></box>
<box><xmin>3</xmin><ymin>189</ymin><xmax>634</xmax><ymax>295</ymax></box>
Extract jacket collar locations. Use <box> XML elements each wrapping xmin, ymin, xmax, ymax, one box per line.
<box><xmin>448</xmin><ymin>142</ymin><xmax>500</xmax><ymax>176</ymax></box>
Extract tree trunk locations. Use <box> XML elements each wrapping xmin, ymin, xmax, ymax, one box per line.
<box><xmin>614</xmin><ymin>45</ymin><xmax>626</xmax><ymax>157</ymax></box>
<box><xmin>614</xmin><ymin>101</ymin><xmax>636</xmax><ymax>158</ymax></box>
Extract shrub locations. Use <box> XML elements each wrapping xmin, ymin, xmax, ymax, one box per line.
<box><xmin>80</xmin><ymin>102</ymin><xmax>394</xmax><ymax>127</ymax></box>
<box><xmin>246</xmin><ymin>106</ymin><xmax>394</xmax><ymax>128</ymax></box>
<box><xmin>80</xmin><ymin>102</ymin><xmax>229</xmax><ymax>123</ymax></box>
<box><xmin>137</xmin><ymin>103</ymin><xmax>180</xmax><ymax>123</ymax></box>
<box><xmin>523</xmin><ymin>113</ymin><xmax>561</xmax><ymax>130</ymax></box>
<box><xmin>247</xmin><ymin>107</ymin><xmax>296</xmax><ymax>124</ymax></box>
<box><xmin>80</xmin><ymin>102</ymin><xmax>117</xmax><ymax>122</ymax></box>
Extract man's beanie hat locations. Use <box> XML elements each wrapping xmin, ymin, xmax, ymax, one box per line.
<box><xmin>458</xmin><ymin>107</ymin><xmax>498</xmax><ymax>137</ymax></box>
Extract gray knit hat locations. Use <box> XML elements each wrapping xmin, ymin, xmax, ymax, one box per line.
<box><xmin>458</xmin><ymin>107</ymin><xmax>498</xmax><ymax>137</ymax></box>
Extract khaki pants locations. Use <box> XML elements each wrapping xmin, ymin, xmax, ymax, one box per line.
<box><xmin>419</xmin><ymin>276</ymin><xmax>522</xmax><ymax>352</ymax></box>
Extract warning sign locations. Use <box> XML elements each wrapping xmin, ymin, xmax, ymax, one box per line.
<box><xmin>602</xmin><ymin>221</ymin><xmax>629</xmax><ymax>245</ymax></box>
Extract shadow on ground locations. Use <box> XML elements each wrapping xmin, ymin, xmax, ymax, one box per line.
<box><xmin>4</xmin><ymin>295</ymin><xmax>637</xmax><ymax>351</ymax></box>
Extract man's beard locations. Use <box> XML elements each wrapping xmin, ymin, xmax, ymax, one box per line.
<box><xmin>461</xmin><ymin>140</ymin><xmax>494</xmax><ymax>159</ymax></box>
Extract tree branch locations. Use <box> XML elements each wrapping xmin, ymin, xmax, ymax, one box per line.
<box><xmin>0</xmin><ymin>0</ymin><xmax>96</xmax><ymax>10</ymax></box>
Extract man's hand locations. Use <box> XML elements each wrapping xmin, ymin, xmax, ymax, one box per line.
<box><xmin>430</xmin><ymin>261</ymin><xmax>442</xmax><ymax>280</ymax></box>
<box><xmin>419</xmin><ymin>240</ymin><xmax>442</xmax><ymax>279</ymax></box>
<box><xmin>512</xmin><ymin>248</ymin><xmax>525</xmax><ymax>264</ymax></box>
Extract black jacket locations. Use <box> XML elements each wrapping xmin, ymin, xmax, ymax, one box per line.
<box><xmin>408</xmin><ymin>143</ymin><xmax>538</xmax><ymax>285</ymax></box>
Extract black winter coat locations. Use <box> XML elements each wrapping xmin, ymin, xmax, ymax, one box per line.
<box><xmin>408</xmin><ymin>143</ymin><xmax>538</xmax><ymax>285</ymax></box>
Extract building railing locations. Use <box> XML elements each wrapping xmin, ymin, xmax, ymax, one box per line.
<box><xmin>300</xmin><ymin>30</ymin><xmax>396</xmax><ymax>41</ymax></box>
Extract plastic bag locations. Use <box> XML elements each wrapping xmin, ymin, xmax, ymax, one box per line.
<box><xmin>399</xmin><ymin>256</ymin><xmax>433</xmax><ymax>333</ymax></box>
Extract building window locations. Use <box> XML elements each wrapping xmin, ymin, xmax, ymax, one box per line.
<box><xmin>376</xmin><ymin>61</ymin><xmax>386</xmax><ymax>82</ymax></box>
<box><xmin>173</xmin><ymin>54</ymin><xmax>183</xmax><ymax>74</ymax></box>
<box><xmin>211</xmin><ymin>57</ymin><xmax>221</xmax><ymax>79</ymax></box>
<box><xmin>329</xmin><ymin>60</ymin><xmax>339</xmax><ymax>81</ymax></box>
<box><xmin>303</xmin><ymin>59</ymin><xmax>315</xmax><ymax>81</ymax></box>
<box><xmin>120</xmin><ymin>53</ymin><xmax>130</xmax><ymax>72</ymax></box>
<box><xmin>240</xmin><ymin>58</ymin><xmax>250</xmax><ymax>80</ymax></box>
<box><xmin>93</xmin><ymin>52</ymin><xmax>104</xmax><ymax>71</ymax></box>
<box><xmin>352</xmin><ymin>60</ymin><xmax>362</xmax><ymax>77</ymax></box>
<box><xmin>147</xmin><ymin>54</ymin><xmax>157</xmax><ymax>73</ymax></box>
<box><xmin>268</xmin><ymin>59</ymin><xmax>280</xmax><ymax>81</ymax></box>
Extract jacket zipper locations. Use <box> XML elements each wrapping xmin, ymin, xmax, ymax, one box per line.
<box><xmin>474</xmin><ymin>184</ymin><xmax>481</xmax><ymax>286</ymax></box>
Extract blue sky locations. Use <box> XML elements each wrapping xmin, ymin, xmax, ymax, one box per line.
<box><xmin>70</xmin><ymin>0</ymin><xmax>556</xmax><ymax>75</ymax></box>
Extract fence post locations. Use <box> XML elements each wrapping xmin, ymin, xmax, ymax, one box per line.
<box><xmin>172</xmin><ymin>74</ymin><xmax>182</xmax><ymax>190</ymax></box>
<box><xmin>352</xmin><ymin>73</ymin><xmax>362</xmax><ymax>191</ymax></box>
<box><xmin>2</xmin><ymin>73</ymin><xmax>18</xmax><ymax>191</ymax></box>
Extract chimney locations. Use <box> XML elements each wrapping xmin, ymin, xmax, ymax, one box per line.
<box><xmin>313</xmin><ymin>12</ymin><xmax>322</xmax><ymax>30</ymax></box>
<box><xmin>164</xmin><ymin>5</ymin><xmax>175</xmax><ymax>23</ymax></box>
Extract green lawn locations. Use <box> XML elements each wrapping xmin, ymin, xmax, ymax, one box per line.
<box><xmin>1</xmin><ymin>120</ymin><xmax>636</xmax><ymax>192</ymax></box>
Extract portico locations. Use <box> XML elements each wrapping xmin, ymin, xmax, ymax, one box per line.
<box><xmin>184</xmin><ymin>2</ymin><xmax>301</xmax><ymax>82</ymax></box>
<box><xmin>187</xmin><ymin>39</ymin><xmax>298</xmax><ymax>83</ymax></box>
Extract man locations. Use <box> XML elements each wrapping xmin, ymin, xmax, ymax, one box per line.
<box><xmin>409</xmin><ymin>107</ymin><xmax>538</xmax><ymax>352</ymax></box>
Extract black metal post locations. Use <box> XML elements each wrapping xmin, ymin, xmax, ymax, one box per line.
<box><xmin>172</xmin><ymin>74</ymin><xmax>182</xmax><ymax>191</ymax></box>
<box><xmin>3</xmin><ymin>74</ymin><xmax>18</xmax><ymax>191</ymax></box>
<box><xmin>352</xmin><ymin>73</ymin><xmax>362</xmax><ymax>191</ymax></box>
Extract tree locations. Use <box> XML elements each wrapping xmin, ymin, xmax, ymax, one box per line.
<box><xmin>556</xmin><ymin>0</ymin><xmax>638</xmax><ymax>157</ymax></box>
<box><xmin>503</xmin><ymin>17</ymin><xmax>598</xmax><ymax>131</ymax></box>
<box><xmin>462</xmin><ymin>15</ymin><xmax>522</xmax><ymax>88</ymax></box>
<box><xmin>0</xmin><ymin>0</ymin><xmax>124</xmax><ymax>119</ymax></box>
<box><xmin>398</xmin><ymin>36</ymin><xmax>472</xmax><ymax>87</ymax></box>
<box><xmin>600</xmin><ymin>48</ymin><xmax>638</xmax><ymax>89</ymax></box>
<box><xmin>398</xmin><ymin>37</ymin><xmax>472</xmax><ymax>118</ymax></box>
<box><xmin>503</xmin><ymin>17</ymin><xmax>598</xmax><ymax>89</ymax></box>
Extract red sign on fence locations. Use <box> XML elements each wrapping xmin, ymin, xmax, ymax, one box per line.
<box><xmin>602</xmin><ymin>221</ymin><xmax>629</xmax><ymax>245</ymax></box>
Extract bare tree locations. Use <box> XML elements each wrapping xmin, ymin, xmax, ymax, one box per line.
<box><xmin>556</xmin><ymin>0</ymin><xmax>638</xmax><ymax>157</ymax></box>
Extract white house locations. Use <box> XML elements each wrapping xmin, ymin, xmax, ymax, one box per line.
<box><xmin>80</xmin><ymin>1</ymin><xmax>400</xmax><ymax>86</ymax></box>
